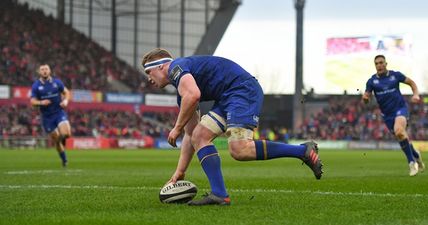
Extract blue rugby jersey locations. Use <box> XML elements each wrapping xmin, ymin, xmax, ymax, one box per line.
<box><xmin>365</xmin><ymin>70</ymin><xmax>407</xmax><ymax>116</ymax></box>
<box><xmin>31</xmin><ymin>78</ymin><xmax>65</xmax><ymax>116</ymax></box>
<box><xmin>168</xmin><ymin>56</ymin><xmax>255</xmax><ymax>103</ymax></box>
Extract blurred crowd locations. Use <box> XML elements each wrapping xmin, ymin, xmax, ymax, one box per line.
<box><xmin>0</xmin><ymin>104</ymin><xmax>176</xmax><ymax>139</ymax></box>
<box><xmin>0</xmin><ymin>1</ymin><xmax>426</xmax><ymax>142</ymax></box>
<box><xmin>1</xmin><ymin>98</ymin><xmax>427</xmax><ymax>141</ymax></box>
<box><xmin>294</xmin><ymin>96</ymin><xmax>428</xmax><ymax>141</ymax></box>
<box><xmin>0</xmin><ymin>0</ymin><xmax>158</xmax><ymax>93</ymax></box>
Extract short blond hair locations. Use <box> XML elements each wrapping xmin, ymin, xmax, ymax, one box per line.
<box><xmin>141</xmin><ymin>48</ymin><xmax>173</xmax><ymax>67</ymax></box>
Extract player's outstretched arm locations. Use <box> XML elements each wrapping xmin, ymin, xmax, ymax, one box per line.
<box><xmin>167</xmin><ymin>134</ymin><xmax>192</xmax><ymax>184</ymax></box>
<box><xmin>167</xmin><ymin>111</ymin><xmax>199</xmax><ymax>184</ymax></box>
<box><xmin>404</xmin><ymin>77</ymin><xmax>420</xmax><ymax>103</ymax></box>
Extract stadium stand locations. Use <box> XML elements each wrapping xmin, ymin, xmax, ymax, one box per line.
<box><xmin>2</xmin><ymin>96</ymin><xmax>425</xmax><ymax>141</ymax></box>
<box><xmin>294</xmin><ymin>96</ymin><xmax>428</xmax><ymax>141</ymax></box>
<box><xmin>0</xmin><ymin>1</ymin><xmax>426</xmax><ymax>146</ymax></box>
<box><xmin>0</xmin><ymin>0</ymin><xmax>159</xmax><ymax>93</ymax></box>
<box><xmin>0</xmin><ymin>104</ymin><xmax>176</xmax><ymax>138</ymax></box>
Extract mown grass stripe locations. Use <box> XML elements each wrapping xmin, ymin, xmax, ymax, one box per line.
<box><xmin>0</xmin><ymin>184</ymin><xmax>424</xmax><ymax>198</ymax></box>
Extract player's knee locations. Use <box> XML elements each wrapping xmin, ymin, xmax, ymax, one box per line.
<box><xmin>190</xmin><ymin>132</ymin><xmax>200</xmax><ymax>147</ymax></box>
<box><xmin>228</xmin><ymin>141</ymin><xmax>248</xmax><ymax>161</ymax></box>
<box><xmin>50</xmin><ymin>130</ymin><xmax>59</xmax><ymax>140</ymax></box>
<box><xmin>190</xmin><ymin>131</ymin><xmax>211</xmax><ymax>149</ymax></box>
<box><xmin>394</xmin><ymin>131</ymin><xmax>406</xmax><ymax>140</ymax></box>
<box><xmin>61</xmin><ymin>128</ymin><xmax>72</xmax><ymax>137</ymax></box>
<box><xmin>226</xmin><ymin>127</ymin><xmax>254</xmax><ymax>161</ymax></box>
<box><xmin>58</xmin><ymin>121</ymin><xmax>71</xmax><ymax>136</ymax></box>
<box><xmin>229</xmin><ymin>149</ymin><xmax>246</xmax><ymax>161</ymax></box>
<box><xmin>51</xmin><ymin>135</ymin><xmax>58</xmax><ymax>143</ymax></box>
<box><xmin>394</xmin><ymin>127</ymin><xmax>406</xmax><ymax>140</ymax></box>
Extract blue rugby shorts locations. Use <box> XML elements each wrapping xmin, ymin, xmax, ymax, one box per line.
<box><xmin>42</xmin><ymin>110</ymin><xmax>69</xmax><ymax>134</ymax></box>
<box><xmin>383</xmin><ymin>107</ymin><xmax>409</xmax><ymax>134</ymax></box>
<box><xmin>210</xmin><ymin>78</ymin><xmax>263</xmax><ymax>130</ymax></box>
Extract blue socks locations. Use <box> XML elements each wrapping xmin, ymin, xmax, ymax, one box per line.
<box><xmin>197</xmin><ymin>142</ymin><xmax>306</xmax><ymax>197</ymax></box>
<box><xmin>197</xmin><ymin>145</ymin><xmax>228</xmax><ymax>198</ymax></box>
<box><xmin>399</xmin><ymin>139</ymin><xmax>415</xmax><ymax>163</ymax></box>
<box><xmin>59</xmin><ymin>151</ymin><xmax>67</xmax><ymax>163</ymax></box>
<box><xmin>254</xmin><ymin>140</ymin><xmax>306</xmax><ymax>160</ymax></box>
<box><xmin>410</xmin><ymin>144</ymin><xmax>420</xmax><ymax>159</ymax></box>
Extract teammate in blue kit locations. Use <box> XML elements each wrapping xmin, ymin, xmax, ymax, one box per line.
<box><xmin>363</xmin><ymin>55</ymin><xmax>425</xmax><ymax>176</ymax></box>
<box><xmin>141</xmin><ymin>48</ymin><xmax>323</xmax><ymax>206</ymax></box>
<box><xmin>30</xmin><ymin>64</ymin><xmax>71</xmax><ymax>167</ymax></box>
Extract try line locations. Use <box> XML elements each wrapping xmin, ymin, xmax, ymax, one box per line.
<box><xmin>0</xmin><ymin>184</ymin><xmax>424</xmax><ymax>198</ymax></box>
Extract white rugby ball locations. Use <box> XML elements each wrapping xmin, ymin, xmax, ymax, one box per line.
<box><xmin>159</xmin><ymin>180</ymin><xmax>198</xmax><ymax>204</ymax></box>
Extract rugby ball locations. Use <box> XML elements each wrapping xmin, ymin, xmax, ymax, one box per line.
<box><xmin>159</xmin><ymin>180</ymin><xmax>198</xmax><ymax>204</ymax></box>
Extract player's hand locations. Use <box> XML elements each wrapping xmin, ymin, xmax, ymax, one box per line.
<box><xmin>362</xmin><ymin>95</ymin><xmax>369</xmax><ymax>104</ymax></box>
<box><xmin>40</xmin><ymin>99</ymin><xmax>51</xmax><ymax>106</ymax></box>
<box><xmin>411</xmin><ymin>94</ymin><xmax>420</xmax><ymax>103</ymax></box>
<box><xmin>168</xmin><ymin>126</ymin><xmax>183</xmax><ymax>147</ymax></box>
<box><xmin>60</xmin><ymin>99</ymin><xmax>69</xmax><ymax>108</ymax></box>
<box><xmin>166</xmin><ymin>171</ymin><xmax>185</xmax><ymax>185</ymax></box>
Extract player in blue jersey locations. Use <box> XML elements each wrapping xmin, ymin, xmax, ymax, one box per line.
<box><xmin>30</xmin><ymin>64</ymin><xmax>71</xmax><ymax>167</ymax></box>
<box><xmin>141</xmin><ymin>48</ymin><xmax>323</xmax><ymax>206</ymax></box>
<box><xmin>363</xmin><ymin>55</ymin><xmax>425</xmax><ymax>176</ymax></box>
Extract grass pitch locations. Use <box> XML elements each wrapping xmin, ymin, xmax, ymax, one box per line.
<box><xmin>0</xmin><ymin>149</ymin><xmax>427</xmax><ymax>225</ymax></box>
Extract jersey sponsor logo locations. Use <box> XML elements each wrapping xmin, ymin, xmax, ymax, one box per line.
<box><xmin>38</xmin><ymin>86</ymin><xmax>44</xmax><ymax>90</ymax></box>
<box><xmin>375</xmin><ymin>88</ymin><xmax>396</xmax><ymax>95</ymax></box>
<box><xmin>170</xmin><ymin>65</ymin><xmax>183</xmax><ymax>81</ymax></box>
<box><xmin>373</xmin><ymin>79</ymin><xmax>379</xmax><ymax>84</ymax></box>
<box><xmin>41</xmin><ymin>93</ymin><xmax>60</xmax><ymax>99</ymax></box>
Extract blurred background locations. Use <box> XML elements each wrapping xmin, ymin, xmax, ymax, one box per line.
<box><xmin>0</xmin><ymin>0</ymin><xmax>427</xmax><ymax>150</ymax></box>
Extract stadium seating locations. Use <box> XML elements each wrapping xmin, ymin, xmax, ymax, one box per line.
<box><xmin>3</xmin><ymin>97</ymin><xmax>425</xmax><ymax>141</ymax></box>
<box><xmin>294</xmin><ymin>96</ymin><xmax>428</xmax><ymax>141</ymax></box>
<box><xmin>0</xmin><ymin>0</ymin><xmax>161</xmax><ymax>93</ymax></box>
<box><xmin>0</xmin><ymin>104</ymin><xmax>176</xmax><ymax>138</ymax></box>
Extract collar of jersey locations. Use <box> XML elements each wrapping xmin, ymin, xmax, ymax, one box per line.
<box><xmin>39</xmin><ymin>76</ymin><xmax>53</xmax><ymax>84</ymax></box>
<box><xmin>376</xmin><ymin>70</ymin><xmax>389</xmax><ymax>78</ymax></box>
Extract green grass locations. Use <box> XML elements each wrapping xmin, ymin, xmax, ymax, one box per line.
<box><xmin>0</xmin><ymin>149</ymin><xmax>427</xmax><ymax>225</ymax></box>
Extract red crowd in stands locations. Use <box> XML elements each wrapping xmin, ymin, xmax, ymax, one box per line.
<box><xmin>0</xmin><ymin>0</ymin><xmax>158</xmax><ymax>93</ymax></box>
<box><xmin>2</xmin><ymin>96</ymin><xmax>426</xmax><ymax>141</ymax></box>
<box><xmin>0</xmin><ymin>104</ymin><xmax>177</xmax><ymax>139</ymax></box>
<box><xmin>295</xmin><ymin>97</ymin><xmax>428</xmax><ymax>141</ymax></box>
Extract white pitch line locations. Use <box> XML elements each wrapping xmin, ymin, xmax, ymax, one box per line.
<box><xmin>0</xmin><ymin>184</ymin><xmax>425</xmax><ymax>198</ymax></box>
<box><xmin>230</xmin><ymin>188</ymin><xmax>426</xmax><ymax>198</ymax></box>
<box><xmin>4</xmin><ymin>170</ymin><xmax>83</xmax><ymax>175</ymax></box>
<box><xmin>0</xmin><ymin>184</ymin><xmax>158</xmax><ymax>191</ymax></box>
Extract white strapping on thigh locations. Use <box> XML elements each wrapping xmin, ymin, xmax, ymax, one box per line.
<box><xmin>226</xmin><ymin>127</ymin><xmax>254</xmax><ymax>142</ymax></box>
<box><xmin>200</xmin><ymin>111</ymin><xmax>226</xmax><ymax>136</ymax></box>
